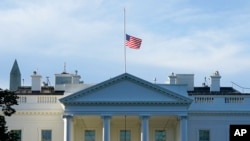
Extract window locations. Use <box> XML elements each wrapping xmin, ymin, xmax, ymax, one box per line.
<box><xmin>55</xmin><ymin>76</ymin><xmax>72</xmax><ymax>84</ymax></box>
<box><xmin>155</xmin><ymin>130</ymin><xmax>166</xmax><ymax>141</ymax></box>
<box><xmin>85</xmin><ymin>130</ymin><xmax>95</xmax><ymax>141</ymax></box>
<box><xmin>41</xmin><ymin>130</ymin><xmax>52</xmax><ymax>141</ymax></box>
<box><xmin>199</xmin><ymin>130</ymin><xmax>210</xmax><ymax>141</ymax></box>
<box><xmin>11</xmin><ymin>130</ymin><xmax>22</xmax><ymax>141</ymax></box>
<box><xmin>120</xmin><ymin>130</ymin><xmax>131</xmax><ymax>141</ymax></box>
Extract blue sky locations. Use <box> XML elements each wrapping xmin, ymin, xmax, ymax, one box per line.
<box><xmin>1</xmin><ymin>0</ymin><xmax>250</xmax><ymax>92</ymax></box>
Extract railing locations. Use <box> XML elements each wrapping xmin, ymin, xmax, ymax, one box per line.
<box><xmin>225</xmin><ymin>97</ymin><xmax>244</xmax><ymax>103</ymax></box>
<box><xmin>194</xmin><ymin>97</ymin><xmax>214</xmax><ymax>103</ymax></box>
<box><xmin>17</xmin><ymin>95</ymin><xmax>60</xmax><ymax>104</ymax></box>
<box><xmin>18</xmin><ymin>96</ymin><xmax>27</xmax><ymax>103</ymax></box>
<box><xmin>37</xmin><ymin>96</ymin><xmax>58</xmax><ymax>103</ymax></box>
<box><xmin>231</xmin><ymin>81</ymin><xmax>250</xmax><ymax>93</ymax></box>
<box><xmin>194</xmin><ymin>96</ymin><xmax>245</xmax><ymax>104</ymax></box>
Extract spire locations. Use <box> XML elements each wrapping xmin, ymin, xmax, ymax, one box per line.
<box><xmin>10</xmin><ymin>59</ymin><xmax>21</xmax><ymax>91</ymax></box>
<box><xmin>62</xmin><ymin>62</ymin><xmax>68</xmax><ymax>74</ymax></box>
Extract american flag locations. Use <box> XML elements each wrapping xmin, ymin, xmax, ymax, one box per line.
<box><xmin>125</xmin><ymin>34</ymin><xmax>142</xmax><ymax>49</ymax></box>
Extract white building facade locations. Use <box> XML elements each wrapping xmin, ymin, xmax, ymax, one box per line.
<box><xmin>5</xmin><ymin>69</ymin><xmax>250</xmax><ymax>141</ymax></box>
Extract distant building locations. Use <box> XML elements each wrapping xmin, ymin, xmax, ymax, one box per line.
<box><xmin>9</xmin><ymin>59</ymin><xmax>21</xmax><ymax>91</ymax></box>
<box><xmin>5</xmin><ymin>60</ymin><xmax>250</xmax><ymax>141</ymax></box>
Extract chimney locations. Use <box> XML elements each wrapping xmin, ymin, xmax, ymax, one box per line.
<box><xmin>210</xmin><ymin>71</ymin><xmax>221</xmax><ymax>92</ymax></box>
<box><xmin>168</xmin><ymin>72</ymin><xmax>176</xmax><ymax>84</ymax></box>
<box><xmin>175</xmin><ymin>74</ymin><xmax>194</xmax><ymax>91</ymax></box>
<box><xmin>31</xmin><ymin>71</ymin><xmax>42</xmax><ymax>92</ymax></box>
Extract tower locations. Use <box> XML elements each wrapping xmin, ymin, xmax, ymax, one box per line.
<box><xmin>10</xmin><ymin>59</ymin><xmax>21</xmax><ymax>91</ymax></box>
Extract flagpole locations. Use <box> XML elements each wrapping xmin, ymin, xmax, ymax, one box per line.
<box><xmin>124</xmin><ymin>8</ymin><xmax>127</xmax><ymax>73</ymax></box>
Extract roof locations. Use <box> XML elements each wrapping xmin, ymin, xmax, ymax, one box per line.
<box><xmin>60</xmin><ymin>73</ymin><xmax>193</xmax><ymax>105</ymax></box>
<box><xmin>188</xmin><ymin>87</ymin><xmax>250</xmax><ymax>95</ymax></box>
<box><xmin>16</xmin><ymin>86</ymin><xmax>64</xmax><ymax>95</ymax></box>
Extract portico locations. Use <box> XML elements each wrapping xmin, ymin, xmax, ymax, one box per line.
<box><xmin>60</xmin><ymin>73</ymin><xmax>192</xmax><ymax>141</ymax></box>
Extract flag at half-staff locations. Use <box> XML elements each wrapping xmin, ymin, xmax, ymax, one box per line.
<box><xmin>125</xmin><ymin>34</ymin><xmax>142</xmax><ymax>49</ymax></box>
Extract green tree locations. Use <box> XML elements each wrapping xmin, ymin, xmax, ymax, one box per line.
<box><xmin>0</xmin><ymin>88</ymin><xmax>19</xmax><ymax>141</ymax></box>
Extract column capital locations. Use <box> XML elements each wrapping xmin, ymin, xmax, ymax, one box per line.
<box><xmin>139</xmin><ymin>114</ymin><xmax>151</xmax><ymax>119</ymax></box>
<box><xmin>178</xmin><ymin>115</ymin><xmax>188</xmax><ymax>120</ymax></box>
<box><xmin>101</xmin><ymin>114</ymin><xmax>112</xmax><ymax>120</ymax></box>
<box><xmin>63</xmin><ymin>114</ymin><xmax>74</xmax><ymax>119</ymax></box>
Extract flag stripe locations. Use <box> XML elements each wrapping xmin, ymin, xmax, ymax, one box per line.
<box><xmin>125</xmin><ymin>34</ymin><xmax>142</xmax><ymax>49</ymax></box>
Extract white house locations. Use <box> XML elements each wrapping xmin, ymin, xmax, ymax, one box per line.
<box><xmin>5</xmin><ymin>61</ymin><xmax>250</xmax><ymax>141</ymax></box>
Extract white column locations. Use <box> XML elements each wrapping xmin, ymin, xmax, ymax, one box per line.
<box><xmin>179</xmin><ymin>115</ymin><xmax>188</xmax><ymax>141</ymax></box>
<box><xmin>102</xmin><ymin>115</ymin><xmax>112</xmax><ymax>141</ymax></box>
<box><xmin>140</xmin><ymin>115</ymin><xmax>150</xmax><ymax>141</ymax></box>
<box><xmin>63</xmin><ymin>114</ymin><xmax>73</xmax><ymax>141</ymax></box>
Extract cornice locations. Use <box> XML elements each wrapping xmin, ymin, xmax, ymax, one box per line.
<box><xmin>189</xmin><ymin>111</ymin><xmax>250</xmax><ymax>115</ymax></box>
<box><xmin>64</xmin><ymin>101</ymin><xmax>191</xmax><ymax>106</ymax></box>
<box><xmin>14</xmin><ymin>111</ymin><xmax>63</xmax><ymax>116</ymax></box>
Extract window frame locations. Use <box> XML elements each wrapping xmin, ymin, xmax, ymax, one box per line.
<box><xmin>10</xmin><ymin>129</ymin><xmax>22</xmax><ymax>141</ymax></box>
<box><xmin>84</xmin><ymin>129</ymin><xmax>96</xmax><ymax>141</ymax></box>
<box><xmin>154</xmin><ymin>129</ymin><xmax>166</xmax><ymax>141</ymax></box>
<box><xmin>41</xmin><ymin>129</ymin><xmax>52</xmax><ymax>141</ymax></box>
<box><xmin>119</xmin><ymin>129</ymin><xmax>131</xmax><ymax>141</ymax></box>
<box><xmin>198</xmin><ymin>129</ymin><xmax>210</xmax><ymax>141</ymax></box>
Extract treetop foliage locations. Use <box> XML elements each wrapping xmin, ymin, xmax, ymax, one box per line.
<box><xmin>0</xmin><ymin>88</ymin><xmax>19</xmax><ymax>116</ymax></box>
<box><xmin>0</xmin><ymin>88</ymin><xmax>19</xmax><ymax>141</ymax></box>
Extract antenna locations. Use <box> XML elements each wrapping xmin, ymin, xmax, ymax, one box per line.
<box><xmin>154</xmin><ymin>77</ymin><xmax>157</xmax><ymax>84</ymax></box>
<box><xmin>202</xmin><ymin>77</ymin><xmax>208</xmax><ymax>87</ymax></box>
<box><xmin>64</xmin><ymin>62</ymin><xmax>67</xmax><ymax>73</ymax></box>
<box><xmin>43</xmin><ymin>77</ymin><xmax>50</xmax><ymax>86</ymax></box>
<box><xmin>46</xmin><ymin>76</ymin><xmax>51</xmax><ymax>86</ymax></box>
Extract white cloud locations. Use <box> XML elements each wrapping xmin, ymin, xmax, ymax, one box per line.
<box><xmin>1</xmin><ymin>0</ymin><xmax>250</xmax><ymax>89</ymax></box>
<box><xmin>126</xmin><ymin>27</ymin><xmax>250</xmax><ymax>75</ymax></box>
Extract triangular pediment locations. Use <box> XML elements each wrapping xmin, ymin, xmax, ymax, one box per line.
<box><xmin>60</xmin><ymin>73</ymin><xmax>192</xmax><ymax>105</ymax></box>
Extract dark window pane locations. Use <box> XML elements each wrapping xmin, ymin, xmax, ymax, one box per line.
<box><xmin>85</xmin><ymin>130</ymin><xmax>95</xmax><ymax>141</ymax></box>
<box><xmin>199</xmin><ymin>130</ymin><xmax>210</xmax><ymax>141</ymax></box>
<box><xmin>155</xmin><ymin>130</ymin><xmax>166</xmax><ymax>141</ymax></box>
<box><xmin>120</xmin><ymin>130</ymin><xmax>131</xmax><ymax>141</ymax></box>
<box><xmin>11</xmin><ymin>130</ymin><xmax>22</xmax><ymax>141</ymax></box>
<box><xmin>42</xmin><ymin>130</ymin><xmax>52</xmax><ymax>141</ymax></box>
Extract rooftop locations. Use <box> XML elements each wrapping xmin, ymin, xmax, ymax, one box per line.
<box><xmin>16</xmin><ymin>86</ymin><xmax>64</xmax><ymax>95</ymax></box>
<box><xmin>188</xmin><ymin>87</ymin><xmax>250</xmax><ymax>95</ymax></box>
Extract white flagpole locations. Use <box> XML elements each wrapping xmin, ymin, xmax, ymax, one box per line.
<box><xmin>124</xmin><ymin>8</ymin><xmax>127</xmax><ymax>73</ymax></box>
